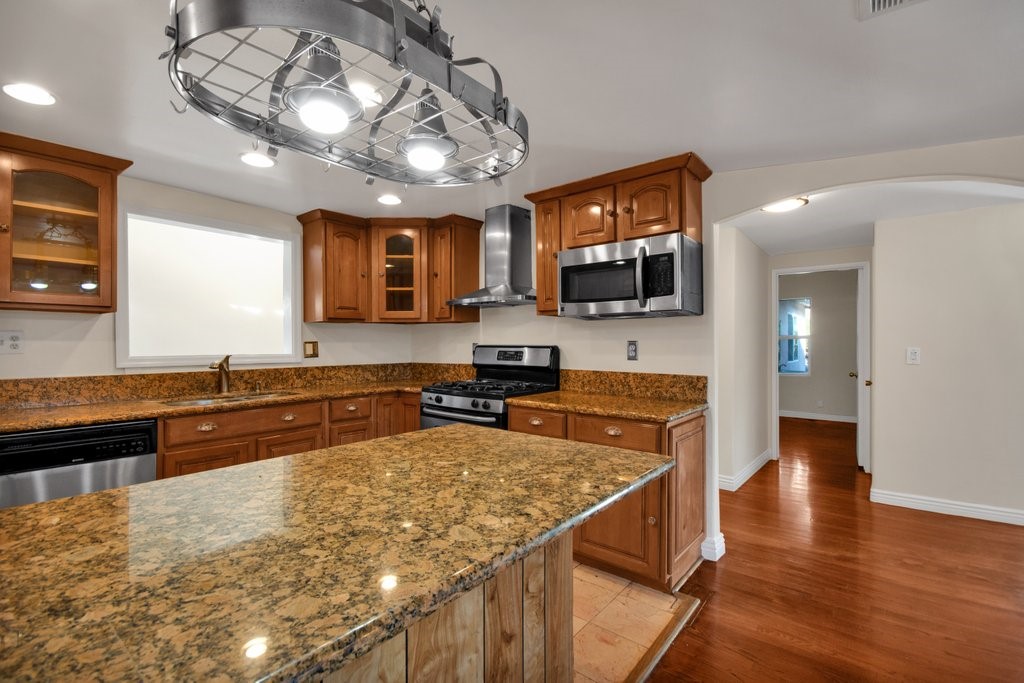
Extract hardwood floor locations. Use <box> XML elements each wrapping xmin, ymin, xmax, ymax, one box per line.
<box><xmin>650</xmin><ymin>417</ymin><xmax>1024</xmax><ymax>681</ymax></box>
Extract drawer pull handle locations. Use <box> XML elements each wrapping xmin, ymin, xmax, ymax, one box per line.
<box><xmin>281</xmin><ymin>413</ymin><xmax>297</xmax><ymax>422</ymax></box>
<box><xmin>529</xmin><ymin>417</ymin><xmax>544</xmax><ymax>426</ymax></box>
<box><xmin>647</xmin><ymin>516</ymin><xmax>657</xmax><ymax>526</ymax></box>
<box><xmin>346</xmin><ymin>404</ymin><xmax>359</xmax><ymax>412</ymax></box>
<box><xmin>604</xmin><ymin>426</ymin><xmax>623</xmax><ymax>437</ymax></box>
<box><xmin>196</xmin><ymin>422</ymin><xmax>218</xmax><ymax>432</ymax></box>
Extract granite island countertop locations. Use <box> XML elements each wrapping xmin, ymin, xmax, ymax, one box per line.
<box><xmin>0</xmin><ymin>424</ymin><xmax>673</xmax><ymax>681</ymax></box>
<box><xmin>507</xmin><ymin>390</ymin><xmax>708</xmax><ymax>422</ymax></box>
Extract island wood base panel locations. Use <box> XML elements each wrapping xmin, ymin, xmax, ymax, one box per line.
<box><xmin>330</xmin><ymin>532</ymin><xmax>573</xmax><ymax>682</ymax></box>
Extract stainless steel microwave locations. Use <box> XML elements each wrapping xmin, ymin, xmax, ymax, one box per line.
<box><xmin>557</xmin><ymin>233</ymin><xmax>702</xmax><ymax>319</ymax></box>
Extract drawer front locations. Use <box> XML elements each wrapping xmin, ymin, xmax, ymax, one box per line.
<box><xmin>572</xmin><ymin>415</ymin><xmax>662</xmax><ymax>454</ymax></box>
<box><xmin>164</xmin><ymin>401</ymin><xmax>323</xmax><ymax>447</ymax></box>
<box><xmin>330</xmin><ymin>396</ymin><xmax>373</xmax><ymax>422</ymax></box>
<box><xmin>509</xmin><ymin>407</ymin><xmax>567</xmax><ymax>439</ymax></box>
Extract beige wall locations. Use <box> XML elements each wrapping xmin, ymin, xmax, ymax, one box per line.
<box><xmin>778</xmin><ymin>270</ymin><xmax>858</xmax><ymax>420</ymax></box>
<box><xmin>769</xmin><ymin>246</ymin><xmax>873</xmax><ymax>271</ymax></box>
<box><xmin>873</xmin><ymin>203</ymin><xmax>1024</xmax><ymax>512</ymax></box>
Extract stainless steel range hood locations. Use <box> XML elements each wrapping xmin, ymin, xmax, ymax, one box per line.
<box><xmin>447</xmin><ymin>204</ymin><xmax>536</xmax><ymax>307</ymax></box>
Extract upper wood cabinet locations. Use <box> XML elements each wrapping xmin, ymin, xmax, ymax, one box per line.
<box><xmin>617</xmin><ymin>170</ymin><xmax>681</xmax><ymax>241</ymax></box>
<box><xmin>560</xmin><ymin>186</ymin><xmax>616</xmax><ymax>249</ymax></box>
<box><xmin>429</xmin><ymin>215</ymin><xmax>481</xmax><ymax>323</ymax></box>
<box><xmin>534</xmin><ymin>200</ymin><xmax>561</xmax><ymax>316</ymax></box>
<box><xmin>0</xmin><ymin>132</ymin><xmax>131</xmax><ymax>313</ymax></box>
<box><xmin>299</xmin><ymin>210</ymin><xmax>370</xmax><ymax>322</ymax></box>
<box><xmin>369</xmin><ymin>218</ymin><xmax>428</xmax><ymax>322</ymax></box>
<box><xmin>300</xmin><ymin>210</ymin><xmax>480</xmax><ymax>324</ymax></box>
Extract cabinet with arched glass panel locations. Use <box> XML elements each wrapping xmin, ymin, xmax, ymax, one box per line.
<box><xmin>0</xmin><ymin>133</ymin><xmax>131</xmax><ymax>312</ymax></box>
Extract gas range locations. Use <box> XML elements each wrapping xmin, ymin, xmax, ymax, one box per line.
<box><xmin>420</xmin><ymin>345</ymin><xmax>559</xmax><ymax>429</ymax></box>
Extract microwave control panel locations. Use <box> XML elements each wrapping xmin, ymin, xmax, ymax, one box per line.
<box><xmin>647</xmin><ymin>253</ymin><xmax>676</xmax><ymax>297</ymax></box>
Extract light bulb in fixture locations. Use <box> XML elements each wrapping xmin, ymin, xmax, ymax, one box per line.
<box><xmin>349</xmin><ymin>81</ymin><xmax>383</xmax><ymax>107</ymax></box>
<box><xmin>240</xmin><ymin>151</ymin><xmax>276</xmax><ymax>168</ymax></box>
<box><xmin>761</xmin><ymin>197</ymin><xmax>809</xmax><ymax>213</ymax></box>
<box><xmin>377</xmin><ymin>193</ymin><xmax>402</xmax><ymax>205</ymax></box>
<box><xmin>298</xmin><ymin>96</ymin><xmax>351</xmax><ymax>134</ymax></box>
<box><xmin>3</xmin><ymin>82</ymin><xmax>55</xmax><ymax>105</ymax></box>
<box><xmin>398</xmin><ymin>88</ymin><xmax>459</xmax><ymax>172</ymax></box>
<box><xmin>404</xmin><ymin>145</ymin><xmax>446</xmax><ymax>171</ymax></box>
<box><xmin>284</xmin><ymin>41</ymin><xmax>363</xmax><ymax>135</ymax></box>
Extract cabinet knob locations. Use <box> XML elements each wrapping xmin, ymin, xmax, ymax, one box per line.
<box><xmin>196</xmin><ymin>422</ymin><xmax>218</xmax><ymax>432</ymax></box>
<box><xmin>346</xmin><ymin>403</ymin><xmax>358</xmax><ymax>412</ymax></box>
<box><xmin>379</xmin><ymin>272</ymin><xmax>385</xmax><ymax>277</ymax></box>
<box><xmin>647</xmin><ymin>516</ymin><xmax>657</xmax><ymax>526</ymax></box>
<box><xmin>281</xmin><ymin>413</ymin><xmax>297</xmax><ymax>422</ymax></box>
<box><xmin>604</xmin><ymin>425</ymin><xmax>623</xmax><ymax>437</ymax></box>
<box><xmin>622</xmin><ymin>206</ymin><xmax>634</xmax><ymax>215</ymax></box>
<box><xmin>433</xmin><ymin>272</ymin><xmax>439</xmax><ymax>278</ymax></box>
<box><xmin>0</xmin><ymin>223</ymin><xmax>8</xmax><ymax>233</ymax></box>
<box><xmin>529</xmin><ymin>417</ymin><xmax>544</xmax><ymax>427</ymax></box>
<box><xmin>361</xmin><ymin>272</ymin><xmax>367</xmax><ymax>278</ymax></box>
<box><xmin>607</xmin><ymin>209</ymin><xmax>617</xmax><ymax>218</ymax></box>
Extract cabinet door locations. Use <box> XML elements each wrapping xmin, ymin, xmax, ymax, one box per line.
<box><xmin>616</xmin><ymin>170</ymin><xmax>680</xmax><ymax>241</ymax></box>
<box><xmin>373</xmin><ymin>226</ymin><xmax>425</xmax><ymax>320</ymax></box>
<box><xmin>161</xmin><ymin>440</ymin><xmax>253</xmax><ymax>479</ymax></box>
<box><xmin>575</xmin><ymin>477</ymin><xmax>664</xmax><ymax>582</ymax></box>
<box><xmin>325</xmin><ymin>221</ymin><xmax>368</xmax><ymax>320</ymax></box>
<box><xmin>329</xmin><ymin>420</ymin><xmax>376</xmax><ymax>446</ymax></box>
<box><xmin>667</xmin><ymin>416</ymin><xmax>706</xmax><ymax>581</ymax></box>
<box><xmin>560</xmin><ymin>186</ymin><xmax>616</xmax><ymax>249</ymax></box>
<box><xmin>429</xmin><ymin>224</ymin><xmax>453</xmax><ymax>321</ymax></box>
<box><xmin>377</xmin><ymin>394</ymin><xmax>400</xmax><ymax>437</ymax></box>
<box><xmin>399</xmin><ymin>392</ymin><xmax>421</xmax><ymax>434</ymax></box>
<box><xmin>256</xmin><ymin>427</ymin><xmax>324</xmax><ymax>461</ymax></box>
<box><xmin>534</xmin><ymin>199</ymin><xmax>561</xmax><ymax>315</ymax></box>
<box><xmin>1</xmin><ymin>153</ymin><xmax>115</xmax><ymax>310</ymax></box>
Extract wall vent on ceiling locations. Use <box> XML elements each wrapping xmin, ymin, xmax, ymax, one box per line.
<box><xmin>857</xmin><ymin>0</ymin><xmax>931</xmax><ymax>20</ymax></box>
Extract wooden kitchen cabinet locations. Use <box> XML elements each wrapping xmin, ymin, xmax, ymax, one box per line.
<box><xmin>328</xmin><ymin>395</ymin><xmax>376</xmax><ymax>446</ymax></box>
<box><xmin>298</xmin><ymin>209</ymin><xmax>370</xmax><ymax>322</ymax></box>
<box><xmin>509</xmin><ymin>406</ymin><xmax>706</xmax><ymax>591</ymax></box>
<box><xmin>377</xmin><ymin>391</ymin><xmax>421</xmax><ymax>437</ymax></box>
<box><xmin>0</xmin><ymin>132</ymin><xmax>131</xmax><ymax>313</ymax></box>
<box><xmin>560</xmin><ymin>185</ymin><xmax>617</xmax><ymax>249</ymax></box>
<box><xmin>369</xmin><ymin>219</ymin><xmax>428</xmax><ymax>322</ymax></box>
<box><xmin>534</xmin><ymin>199</ymin><xmax>561</xmax><ymax>316</ymax></box>
<box><xmin>159</xmin><ymin>401</ymin><xmax>324</xmax><ymax>479</ymax></box>
<box><xmin>616</xmin><ymin>169</ymin><xmax>681</xmax><ymax>241</ymax></box>
<box><xmin>428</xmin><ymin>215</ymin><xmax>481</xmax><ymax>323</ymax></box>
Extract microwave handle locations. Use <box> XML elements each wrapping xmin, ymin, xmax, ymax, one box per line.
<box><xmin>635</xmin><ymin>245</ymin><xmax>647</xmax><ymax>308</ymax></box>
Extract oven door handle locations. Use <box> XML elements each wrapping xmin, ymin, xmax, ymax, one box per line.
<box><xmin>421</xmin><ymin>408</ymin><xmax>499</xmax><ymax>424</ymax></box>
<box><xmin>635</xmin><ymin>245</ymin><xmax>647</xmax><ymax>308</ymax></box>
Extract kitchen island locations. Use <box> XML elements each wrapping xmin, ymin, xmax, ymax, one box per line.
<box><xmin>0</xmin><ymin>424</ymin><xmax>672</xmax><ymax>681</ymax></box>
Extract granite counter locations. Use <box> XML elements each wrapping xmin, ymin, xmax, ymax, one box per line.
<box><xmin>0</xmin><ymin>424</ymin><xmax>672</xmax><ymax>681</ymax></box>
<box><xmin>507</xmin><ymin>390</ymin><xmax>708</xmax><ymax>422</ymax></box>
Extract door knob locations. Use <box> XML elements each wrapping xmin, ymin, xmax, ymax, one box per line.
<box><xmin>849</xmin><ymin>371</ymin><xmax>858</xmax><ymax>378</ymax></box>
<box><xmin>865</xmin><ymin>380</ymin><xmax>873</xmax><ymax>387</ymax></box>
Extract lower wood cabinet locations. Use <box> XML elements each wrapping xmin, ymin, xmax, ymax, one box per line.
<box><xmin>377</xmin><ymin>391</ymin><xmax>421</xmax><ymax>437</ymax></box>
<box><xmin>159</xmin><ymin>401</ymin><xmax>323</xmax><ymax>479</ymax></box>
<box><xmin>508</xmin><ymin>406</ymin><xmax>706</xmax><ymax>591</ymax></box>
<box><xmin>329</xmin><ymin>396</ymin><xmax>376</xmax><ymax>446</ymax></box>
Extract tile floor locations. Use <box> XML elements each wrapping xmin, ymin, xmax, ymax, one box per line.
<box><xmin>571</xmin><ymin>562</ymin><xmax>697</xmax><ymax>683</ymax></box>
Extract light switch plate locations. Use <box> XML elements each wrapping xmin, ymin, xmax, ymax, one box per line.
<box><xmin>906</xmin><ymin>347</ymin><xmax>921</xmax><ymax>365</ymax></box>
<box><xmin>626</xmin><ymin>340</ymin><xmax>638</xmax><ymax>361</ymax></box>
<box><xmin>0</xmin><ymin>330</ymin><xmax>24</xmax><ymax>354</ymax></box>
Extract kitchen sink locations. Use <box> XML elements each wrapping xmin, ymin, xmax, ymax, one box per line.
<box><xmin>161</xmin><ymin>391</ymin><xmax>300</xmax><ymax>407</ymax></box>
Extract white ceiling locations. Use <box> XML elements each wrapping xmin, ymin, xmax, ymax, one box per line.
<box><xmin>1</xmin><ymin>0</ymin><xmax>1024</xmax><ymax>227</ymax></box>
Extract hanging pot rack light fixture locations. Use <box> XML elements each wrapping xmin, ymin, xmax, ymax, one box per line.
<box><xmin>161</xmin><ymin>0</ymin><xmax>529</xmax><ymax>186</ymax></box>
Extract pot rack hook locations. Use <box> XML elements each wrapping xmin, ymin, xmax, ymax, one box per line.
<box><xmin>169</xmin><ymin>98</ymin><xmax>188</xmax><ymax>115</ymax></box>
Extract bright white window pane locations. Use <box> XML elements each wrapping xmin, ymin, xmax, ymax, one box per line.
<box><xmin>120</xmin><ymin>213</ymin><xmax>297</xmax><ymax>365</ymax></box>
<box><xmin>778</xmin><ymin>297</ymin><xmax>810</xmax><ymax>374</ymax></box>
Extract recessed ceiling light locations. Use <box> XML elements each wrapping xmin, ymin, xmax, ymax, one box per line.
<box><xmin>377</xmin><ymin>193</ymin><xmax>401</xmax><ymax>205</ymax></box>
<box><xmin>761</xmin><ymin>197</ymin><xmax>809</xmax><ymax>213</ymax></box>
<box><xmin>240</xmin><ymin>151</ymin><xmax>276</xmax><ymax>168</ymax></box>
<box><xmin>3</xmin><ymin>82</ymin><xmax>56</xmax><ymax>106</ymax></box>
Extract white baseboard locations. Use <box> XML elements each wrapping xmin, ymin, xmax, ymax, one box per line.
<box><xmin>701</xmin><ymin>533</ymin><xmax>726</xmax><ymax>561</ymax></box>
<box><xmin>779</xmin><ymin>410</ymin><xmax>858</xmax><ymax>423</ymax></box>
<box><xmin>718</xmin><ymin>448</ymin><xmax>771</xmax><ymax>492</ymax></box>
<box><xmin>870</xmin><ymin>488</ymin><xmax>1024</xmax><ymax>526</ymax></box>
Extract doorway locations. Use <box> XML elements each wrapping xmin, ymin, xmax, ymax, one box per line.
<box><xmin>771</xmin><ymin>262</ymin><xmax>871</xmax><ymax>472</ymax></box>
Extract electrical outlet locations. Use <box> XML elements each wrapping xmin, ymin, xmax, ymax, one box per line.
<box><xmin>906</xmin><ymin>347</ymin><xmax>921</xmax><ymax>365</ymax></box>
<box><xmin>0</xmin><ymin>330</ymin><xmax>24</xmax><ymax>354</ymax></box>
<box><xmin>626</xmin><ymin>340</ymin><xmax>638</xmax><ymax>361</ymax></box>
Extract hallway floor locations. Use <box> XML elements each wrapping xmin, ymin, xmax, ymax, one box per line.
<box><xmin>649</xmin><ymin>417</ymin><xmax>1024</xmax><ymax>681</ymax></box>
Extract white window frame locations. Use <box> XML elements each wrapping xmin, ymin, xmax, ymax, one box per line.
<box><xmin>115</xmin><ymin>206</ymin><xmax>302</xmax><ymax>368</ymax></box>
<box><xmin>778</xmin><ymin>297</ymin><xmax>811</xmax><ymax>376</ymax></box>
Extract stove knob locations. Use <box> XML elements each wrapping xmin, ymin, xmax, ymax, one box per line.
<box><xmin>482</xmin><ymin>400</ymin><xmax>491</xmax><ymax>410</ymax></box>
<box><xmin>433</xmin><ymin>395</ymin><xmax>443</xmax><ymax>404</ymax></box>
<box><xmin>471</xmin><ymin>399</ymin><xmax>480</xmax><ymax>408</ymax></box>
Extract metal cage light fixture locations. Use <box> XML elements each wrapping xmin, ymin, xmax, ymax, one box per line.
<box><xmin>162</xmin><ymin>0</ymin><xmax>529</xmax><ymax>186</ymax></box>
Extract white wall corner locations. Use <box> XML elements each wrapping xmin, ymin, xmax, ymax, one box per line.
<box><xmin>779</xmin><ymin>410</ymin><xmax>858</xmax><ymax>423</ymax></box>
<box><xmin>701</xmin><ymin>533</ymin><xmax>726</xmax><ymax>561</ymax></box>
<box><xmin>718</xmin><ymin>449</ymin><xmax>772</xmax><ymax>492</ymax></box>
<box><xmin>870</xmin><ymin>489</ymin><xmax>1024</xmax><ymax>526</ymax></box>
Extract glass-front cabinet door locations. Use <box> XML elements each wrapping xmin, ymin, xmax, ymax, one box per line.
<box><xmin>0</xmin><ymin>153</ymin><xmax>114</xmax><ymax>310</ymax></box>
<box><xmin>373</xmin><ymin>225</ymin><xmax>424</xmax><ymax>320</ymax></box>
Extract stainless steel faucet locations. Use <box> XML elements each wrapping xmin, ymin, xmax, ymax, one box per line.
<box><xmin>210</xmin><ymin>355</ymin><xmax>231</xmax><ymax>394</ymax></box>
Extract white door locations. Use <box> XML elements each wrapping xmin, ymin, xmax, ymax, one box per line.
<box><xmin>856</xmin><ymin>265</ymin><xmax>872</xmax><ymax>472</ymax></box>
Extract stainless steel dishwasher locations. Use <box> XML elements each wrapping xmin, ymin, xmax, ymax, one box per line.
<box><xmin>0</xmin><ymin>420</ymin><xmax>157</xmax><ymax>509</ymax></box>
